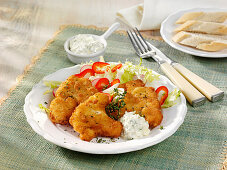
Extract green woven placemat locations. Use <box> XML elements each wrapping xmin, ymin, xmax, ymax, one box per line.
<box><xmin>0</xmin><ymin>25</ymin><xmax>226</xmax><ymax>170</ymax></box>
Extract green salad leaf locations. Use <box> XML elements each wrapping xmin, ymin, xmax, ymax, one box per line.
<box><xmin>39</xmin><ymin>104</ymin><xmax>50</xmax><ymax>115</ymax></box>
<box><xmin>43</xmin><ymin>80</ymin><xmax>62</xmax><ymax>95</ymax></box>
<box><xmin>120</xmin><ymin>60</ymin><xmax>159</xmax><ymax>83</ymax></box>
<box><xmin>162</xmin><ymin>89</ymin><xmax>181</xmax><ymax>108</ymax></box>
<box><xmin>120</xmin><ymin>70</ymin><xmax>135</xmax><ymax>83</ymax></box>
<box><xmin>43</xmin><ymin>80</ymin><xmax>62</xmax><ymax>89</ymax></box>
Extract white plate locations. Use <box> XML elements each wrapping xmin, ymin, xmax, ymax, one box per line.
<box><xmin>24</xmin><ymin>63</ymin><xmax>187</xmax><ymax>154</ymax></box>
<box><xmin>160</xmin><ymin>8</ymin><xmax>227</xmax><ymax>58</ymax></box>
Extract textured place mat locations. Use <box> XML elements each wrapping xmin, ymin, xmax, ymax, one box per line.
<box><xmin>0</xmin><ymin>25</ymin><xmax>226</xmax><ymax>169</ymax></box>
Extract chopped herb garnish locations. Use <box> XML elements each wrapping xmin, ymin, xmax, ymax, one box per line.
<box><xmin>139</xmin><ymin>112</ymin><xmax>145</xmax><ymax>118</ymax></box>
<box><xmin>102</xmin><ymin>83</ymin><xmax>111</xmax><ymax>91</ymax></box>
<box><xmin>110</xmin><ymin>138</ymin><xmax>116</xmax><ymax>142</ymax></box>
<box><xmin>95</xmin><ymin>138</ymin><xmax>109</xmax><ymax>143</ymax></box>
<box><xmin>105</xmin><ymin>88</ymin><xmax>127</xmax><ymax>120</ymax></box>
<box><xmin>97</xmin><ymin>138</ymin><xmax>102</xmax><ymax>143</ymax></box>
<box><xmin>160</xmin><ymin>126</ymin><xmax>164</xmax><ymax>130</ymax></box>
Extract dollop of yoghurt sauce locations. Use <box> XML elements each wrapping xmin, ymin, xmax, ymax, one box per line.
<box><xmin>69</xmin><ymin>34</ymin><xmax>104</xmax><ymax>55</ymax></box>
<box><xmin>120</xmin><ymin>111</ymin><xmax>150</xmax><ymax>140</ymax></box>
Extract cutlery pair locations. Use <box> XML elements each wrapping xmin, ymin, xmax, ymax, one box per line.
<box><xmin>127</xmin><ymin>28</ymin><xmax>224</xmax><ymax>107</ymax></box>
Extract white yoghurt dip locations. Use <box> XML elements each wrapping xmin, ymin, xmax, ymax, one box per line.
<box><xmin>69</xmin><ymin>34</ymin><xmax>104</xmax><ymax>55</ymax></box>
<box><xmin>120</xmin><ymin>111</ymin><xmax>150</xmax><ymax>140</ymax></box>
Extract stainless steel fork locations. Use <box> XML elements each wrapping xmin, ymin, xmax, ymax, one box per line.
<box><xmin>127</xmin><ymin>28</ymin><xmax>206</xmax><ymax>107</ymax></box>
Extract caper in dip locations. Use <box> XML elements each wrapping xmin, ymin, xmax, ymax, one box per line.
<box><xmin>69</xmin><ymin>34</ymin><xmax>104</xmax><ymax>55</ymax></box>
<box><xmin>120</xmin><ymin>111</ymin><xmax>150</xmax><ymax>140</ymax></box>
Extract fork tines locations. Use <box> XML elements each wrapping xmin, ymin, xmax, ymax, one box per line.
<box><xmin>127</xmin><ymin>28</ymin><xmax>153</xmax><ymax>57</ymax></box>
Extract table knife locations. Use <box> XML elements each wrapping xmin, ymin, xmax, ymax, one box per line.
<box><xmin>147</xmin><ymin>42</ymin><xmax>224</xmax><ymax>103</ymax></box>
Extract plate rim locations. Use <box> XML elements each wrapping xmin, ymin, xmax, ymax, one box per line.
<box><xmin>24</xmin><ymin>63</ymin><xmax>187</xmax><ymax>154</ymax></box>
<box><xmin>160</xmin><ymin>7</ymin><xmax>227</xmax><ymax>58</ymax></box>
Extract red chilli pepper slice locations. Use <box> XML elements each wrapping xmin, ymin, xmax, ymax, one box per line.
<box><xmin>80</xmin><ymin>65</ymin><xmax>92</xmax><ymax>73</ymax></box>
<box><xmin>75</xmin><ymin>69</ymin><xmax>95</xmax><ymax>78</ymax></box>
<box><xmin>111</xmin><ymin>79</ymin><xmax>120</xmax><ymax>86</ymax></box>
<box><xmin>111</xmin><ymin>63</ymin><xmax>122</xmax><ymax>73</ymax></box>
<box><xmin>92</xmin><ymin>78</ymin><xmax>102</xmax><ymax>87</ymax></box>
<box><xmin>52</xmin><ymin>88</ymin><xmax>58</xmax><ymax>97</ymax></box>
<box><xmin>155</xmin><ymin>86</ymin><xmax>169</xmax><ymax>105</ymax></box>
<box><xmin>109</xmin><ymin>95</ymin><xmax>114</xmax><ymax>102</ymax></box>
<box><xmin>95</xmin><ymin>78</ymin><xmax>110</xmax><ymax>91</ymax></box>
<box><xmin>92</xmin><ymin>62</ymin><xmax>110</xmax><ymax>74</ymax></box>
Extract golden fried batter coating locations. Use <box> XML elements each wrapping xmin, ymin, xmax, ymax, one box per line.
<box><xmin>49</xmin><ymin>97</ymin><xmax>77</xmax><ymax>124</ymax></box>
<box><xmin>118</xmin><ymin>79</ymin><xmax>145</xmax><ymax>92</ymax></box>
<box><xmin>69</xmin><ymin>93</ymin><xmax>123</xmax><ymax>141</ymax></box>
<box><xmin>56</xmin><ymin>75</ymin><xmax>98</xmax><ymax>103</ymax></box>
<box><xmin>119</xmin><ymin>80</ymin><xmax>162</xmax><ymax>128</ymax></box>
<box><xmin>49</xmin><ymin>76</ymin><xmax>98</xmax><ymax>125</ymax></box>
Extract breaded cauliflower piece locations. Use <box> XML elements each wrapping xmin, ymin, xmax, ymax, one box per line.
<box><xmin>69</xmin><ymin>93</ymin><xmax>123</xmax><ymax>141</ymax></box>
<box><xmin>56</xmin><ymin>75</ymin><xmax>98</xmax><ymax>103</ymax></box>
<box><xmin>119</xmin><ymin>80</ymin><xmax>162</xmax><ymax>128</ymax></box>
<box><xmin>121</xmin><ymin>86</ymin><xmax>163</xmax><ymax>128</ymax></box>
<box><xmin>49</xmin><ymin>97</ymin><xmax>77</xmax><ymax>124</ymax></box>
<box><xmin>49</xmin><ymin>75</ymin><xmax>98</xmax><ymax>124</ymax></box>
<box><xmin>118</xmin><ymin>79</ymin><xmax>145</xmax><ymax>92</ymax></box>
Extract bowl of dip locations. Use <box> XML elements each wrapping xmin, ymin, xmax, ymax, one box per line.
<box><xmin>64</xmin><ymin>22</ymin><xmax>120</xmax><ymax>64</ymax></box>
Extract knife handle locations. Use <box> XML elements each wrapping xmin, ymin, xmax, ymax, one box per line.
<box><xmin>160</xmin><ymin>62</ymin><xmax>206</xmax><ymax>107</ymax></box>
<box><xmin>172</xmin><ymin>63</ymin><xmax>224</xmax><ymax>102</ymax></box>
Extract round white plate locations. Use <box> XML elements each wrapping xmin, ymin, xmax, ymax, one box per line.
<box><xmin>24</xmin><ymin>64</ymin><xmax>187</xmax><ymax>154</ymax></box>
<box><xmin>160</xmin><ymin>8</ymin><xmax>227</xmax><ymax>58</ymax></box>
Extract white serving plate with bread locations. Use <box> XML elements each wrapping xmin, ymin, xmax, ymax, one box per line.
<box><xmin>160</xmin><ymin>8</ymin><xmax>227</xmax><ymax>58</ymax></box>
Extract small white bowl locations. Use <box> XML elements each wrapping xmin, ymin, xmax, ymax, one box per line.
<box><xmin>64</xmin><ymin>22</ymin><xmax>120</xmax><ymax>64</ymax></box>
<box><xmin>64</xmin><ymin>34</ymin><xmax>106</xmax><ymax>64</ymax></box>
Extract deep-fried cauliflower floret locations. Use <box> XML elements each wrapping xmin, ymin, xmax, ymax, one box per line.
<box><xmin>49</xmin><ymin>97</ymin><xmax>77</xmax><ymax>124</ymax></box>
<box><xmin>118</xmin><ymin>79</ymin><xmax>145</xmax><ymax>92</ymax></box>
<box><xmin>121</xmin><ymin>86</ymin><xmax>163</xmax><ymax>128</ymax></box>
<box><xmin>49</xmin><ymin>76</ymin><xmax>98</xmax><ymax>124</ymax></box>
<box><xmin>119</xmin><ymin>80</ymin><xmax>162</xmax><ymax>128</ymax></box>
<box><xmin>69</xmin><ymin>93</ymin><xmax>123</xmax><ymax>141</ymax></box>
<box><xmin>56</xmin><ymin>75</ymin><xmax>98</xmax><ymax>103</ymax></box>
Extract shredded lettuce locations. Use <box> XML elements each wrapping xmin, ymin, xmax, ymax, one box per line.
<box><xmin>80</xmin><ymin>60</ymin><xmax>94</xmax><ymax>66</ymax></box>
<box><xmin>43</xmin><ymin>80</ymin><xmax>62</xmax><ymax>89</ymax></box>
<box><xmin>120</xmin><ymin>60</ymin><xmax>159</xmax><ymax>83</ymax></box>
<box><xmin>104</xmin><ymin>63</ymin><xmax>118</xmax><ymax>81</ymax></box>
<box><xmin>43</xmin><ymin>80</ymin><xmax>62</xmax><ymax>95</ymax></box>
<box><xmin>138</xmin><ymin>57</ymin><xmax>142</xmax><ymax>66</ymax></box>
<box><xmin>120</xmin><ymin>70</ymin><xmax>135</xmax><ymax>83</ymax></box>
<box><xmin>43</xmin><ymin>90</ymin><xmax>53</xmax><ymax>95</ymax></box>
<box><xmin>162</xmin><ymin>89</ymin><xmax>181</xmax><ymax>108</ymax></box>
<box><xmin>39</xmin><ymin>104</ymin><xmax>50</xmax><ymax>114</ymax></box>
